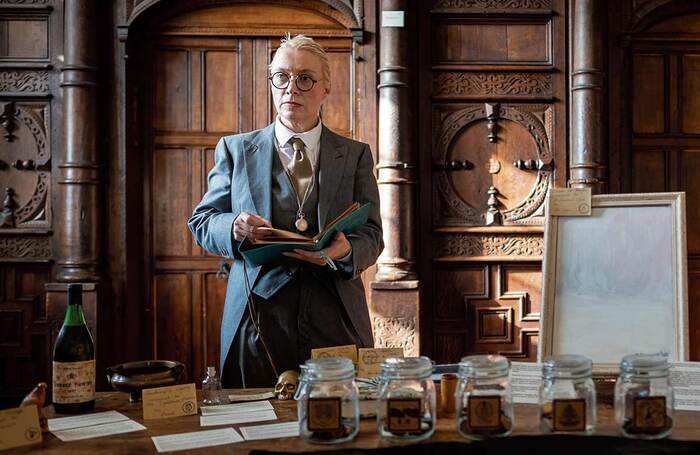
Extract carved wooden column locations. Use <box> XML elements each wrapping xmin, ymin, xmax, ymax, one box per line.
<box><xmin>376</xmin><ymin>0</ymin><xmax>417</xmax><ymax>282</ymax></box>
<box><xmin>570</xmin><ymin>0</ymin><xmax>607</xmax><ymax>193</ymax></box>
<box><xmin>54</xmin><ymin>0</ymin><xmax>101</xmax><ymax>281</ymax></box>
<box><xmin>370</xmin><ymin>0</ymin><xmax>420</xmax><ymax>356</ymax></box>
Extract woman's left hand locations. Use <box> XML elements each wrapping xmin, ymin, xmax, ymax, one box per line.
<box><xmin>283</xmin><ymin>231</ymin><xmax>351</xmax><ymax>266</ymax></box>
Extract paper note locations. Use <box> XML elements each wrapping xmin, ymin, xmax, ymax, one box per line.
<box><xmin>311</xmin><ymin>344</ymin><xmax>358</xmax><ymax>362</ymax></box>
<box><xmin>228</xmin><ymin>391</ymin><xmax>275</xmax><ymax>402</ymax></box>
<box><xmin>152</xmin><ymin>428</ymin><xmax>243</xmax><ymax>453</ymax></box>
<box><xmin>48</xmin><ymin>410</ymin><xmax>128</xmax><ymax>431</ymax></box>
<box><xmin>200</xmin><ymin>409</ymin><xmax>277</xmax><ymax>427</ymax></box>
<box><xmin>547</xmin><ymin>188</ymin><xmax>592</xmax><ymax>216</ymax></box>
<box><xmin>670</xmin><ymin>362</ymin><xmax>700</xmax><ymax>411</ymax></box>
<box><xmin>358</xmin><ymin>348</ymin><xmax>404</xmax><ymax>378</ymax></box>
<box><xmin>510</xmin><ymin>362</ymin><xmax>542</xmax><ymax>404</ymax></box>
<box><xmin>200</xmin><ymin>400</ymin><xmax>273</xmax><ymax>415</ymax></box>
<box><xmin>382</xmin><ymin>10</ymin><xmax>404</xmax><ymax>27</ymax></box>
<box><xmin>240</xmin><ymin>421</ymin><xmax>300</xmax><ymax>441</ymax></box>
<box><xmin>142</xmin><ymin>383</ymin><xmax>197</xmax><ymax>420</ymax></box>
<box><xmin>51</xmin><ymin>419</ymin><xmax>146</xmax><ymax>442</ymax></box>
<box><xmin>0</xmin><ymin>405</ymin><xmax>42</xmax><ymax>451</ymax></box>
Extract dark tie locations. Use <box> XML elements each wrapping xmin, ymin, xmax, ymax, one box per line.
<box><xmin>287</xmin><ymin>137</ymin><xmax>313</xmax><ymax>200</ymax></box>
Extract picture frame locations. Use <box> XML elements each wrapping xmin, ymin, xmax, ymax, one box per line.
<box><xmin>538</xmin><ymin>192</ymin><xmax>688</xmax><ymax>375</ymax></box>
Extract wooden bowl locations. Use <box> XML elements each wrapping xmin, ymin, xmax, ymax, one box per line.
<box><xmin>105</xmin><ymin>360</ymin><xmax>185</xmax><ymax>402</ymax></box>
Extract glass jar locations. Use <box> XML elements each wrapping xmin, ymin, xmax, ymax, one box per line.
<box><xmin>456</xmin><ymin>355</ymin><xmax>513</xmax><ymax>439</ymax></box>
<box><xmin>377</xmin><ymin>356</ymin><xmax>436</xmax><ymax>442</ymax></box>
<box><xmin>539</xmin><ymin>355</ymin><xmax>596</xmax><ymax>434</ymax></box>
<box><xmin>296</xmin><ymin>357</ymin><xmax>359</xmax><ymax>444</ymax></box>
<box><xmin>615</xmin><ymin>353</ymin><xmax>673</xmax><ymax>439</ymax></box>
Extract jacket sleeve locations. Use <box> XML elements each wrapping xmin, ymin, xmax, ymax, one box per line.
<box><xmin>339</xmin><ymin>143</ymin><xmax>384</xmax><ymax>280</ymax></box>
<box><xmin>187</xmin><ymin>137</ymin><xmax>241</xmax><ymax>259</ymax></box>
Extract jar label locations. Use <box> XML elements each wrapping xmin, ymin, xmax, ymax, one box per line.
<box><xmin>52</xmin><ymin>360</ymin><xmax>95</xmax><ymax>404</ymax></box>
<box><xmin>467</xmin><ymin>396</ymin><xmax>502</xmax><ymax>429</ymax></box>
<box><xmin>633</xmin><ymin>396</ymin><xmax>667</xmax><ymax>431</ymax></box>
<box><xmin>307</xmin><ymin>397</ymin><xmax>341</xmax><ymax>432</ymax></box>
<box><xmin>387</xmin><ymin>398</ymin><xmax>421</xmax><ymax>433</ymax></box>
<box><xmin>552</xmin><ymin>398</ymin><xmax>586</xmax><ymax>431</ymax></box>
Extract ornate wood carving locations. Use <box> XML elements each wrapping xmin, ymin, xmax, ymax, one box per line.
<box><xmin>434</xmin><ymin>234</ymin><xmax>544</xmax><ymax>259</ymax></box>
<box><xmin>1</xmin><ymin>103</ymin><xmax>16</xmax><ymax>142</ymax></box>
<box><xmin>0</xmin><ymin>0</ymin><xmax>51</xmax><ymax>3</ymax></box>
<box><xmin>434</xmin><ymin>72</ymin><xmax>553</xmax><ymax>98</ymax></box>
<box><xmin>372</xmin><ymin>316</ymin><xmax>417</xmax><ymax>356</ymax></box>
<box><xmin>0</xmin><ymin>71</ymin><xmax>50</xmax><ymax>94</ymax></box>
<box><xmin>0</xmin><ymin>188</ymin><xmax>16</xmax><ymax>228</ymax></box>
<box><xmin>433</xmin><ymin>0</ymin><xmax>551</xmax><ymax>9</ymax></box>
<box><xmin>14</xmin><ymin>172</ymin><xmax>48</xmax><ymax>224</ymax></box>
<box><xmin>0</xmin><ymin>236</ymin><xmax>51</xmax><ymax>260</ymax></box>
<box><xmin>434</xmin><ymin>104</ymin><xmax>552</xmax><ymax>226</ymax></box>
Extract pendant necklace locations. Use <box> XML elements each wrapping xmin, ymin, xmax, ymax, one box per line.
<box><xmin>286</xmin><ymin>165</ymin><xmax>314</xmax><ymax>233</ymax></box>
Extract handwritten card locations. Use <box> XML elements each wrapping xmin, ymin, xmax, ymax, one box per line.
<box><xmin>358</xmin><ymin>348</ymin><xmax>404</xmax><ymax>378</ymax></box>
<box><xmin>200</xmin><ymin>409</ymin><xmax>277</xmax><ymax>427</ymax></box>
<box><xmin>200</xmin><ymin>400</ymin><xmax>273</xmax><ymax>415</ymax></box>
<box><xmin>51</xmin><ymin>419</ymin><xmax>146</xmax><ymax>442</ymax></box>
<box><xmin>548</xmin><ymin>188</ymin><xmax>592</xmax><ymax>216</ymax></box>
<box><xmin>48</xmin><ymin>410</ymin><xmax>128</xmax><ymax>431</ymax></box>
<box><xmin>311</xmin><ymin>344</ymin><xmax>358</xmax><ymax>363</ymax></box>
<box><xmin>228</xmin><ymin>391</ymin><xmax>275</xmax><ymax>403</ymax></box>
<box><xmin>0</xmin><ymin>405</ymin><xmax>42</xmax><ymax>451</ymax></box>
<box><xmin>142</xmin><ymin>383</ymin><xmax>197</xmax><ymax>420</ymax></box>
<box><xmin>240</xmin><ymin>421</ymin><xmax>299</xmax><ymax>441</ymax></box>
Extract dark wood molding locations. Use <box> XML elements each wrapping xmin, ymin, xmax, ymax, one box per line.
<box><xmin>569</xmin><ymin>0</ymin><xmax>607</xmax><ymax>193</ymax></box>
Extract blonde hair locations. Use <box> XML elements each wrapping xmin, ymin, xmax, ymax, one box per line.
<box><xmin>271</xmin><ymin>33</ymin><xmax>331</xmax><ymax>89</ymax></box>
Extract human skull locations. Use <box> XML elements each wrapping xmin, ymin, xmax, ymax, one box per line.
<box><xmin>274</xmin><ymin>370</ymin><xmax>300</xmax><ymax>401</ymax></box>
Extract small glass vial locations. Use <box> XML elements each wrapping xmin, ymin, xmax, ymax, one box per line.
<box><xmin>296</xmin><ymin>357</ymin><xmax>359</xmax><ymax>444</ymax></box>
<box><xmin>456</xmin><ymin>355</ymin><xmax>513</xmax><ymax>439</ymax></box>
<box><xmin>539</xmin><ymin>355</ymin><xmax>596</xmax><ymax>434</ymax></box>
<box><xmin>202</xmin><ymin>366</ymin><xmax>222</xmax><ymax>405</ymax></box>
<box><xmin>377</xmin><ymin>356</ymin><xmax>436</xmax><ymax>442</ymax></box>
<box><xmin>615</xmin><ymin>353</ymin><xmax>673</xmax><ymax>439</ymax></box>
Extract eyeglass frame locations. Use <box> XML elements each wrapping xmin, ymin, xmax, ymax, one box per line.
<box><xmin>268</xmin><ymin>71</ymin><xmax>321</xmax><ymax>92</ymax></box>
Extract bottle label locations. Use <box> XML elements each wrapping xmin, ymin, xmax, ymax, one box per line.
<box><xmin>552</xmin><ymin>398</ymin><xmax>586</xmax><ymax>431</ymax></box>
<box><xmin>307</xmin><ymin>397</ymin><xmax>341</xmax><ymax>432</ymax></box>
<box><xmin>387</xmin><ymin>398</ymin><xmax>422</xmax><ymax>433</ymax></box>
<box><xmin>467</xmin><ymin>395</ymin><xmax>502</xmax><ymax>429</ymax></box>
<box><xmin>52</xmin><ymin>360</ymin><xmax>95</xmax><ymax>404</ymax></box>
<box><xmin>633</xmin><ymin>396</ymin><xmax>667</xmax><ymax>431</ymax></box>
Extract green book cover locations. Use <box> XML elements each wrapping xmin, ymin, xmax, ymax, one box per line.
<box><xmin>238</xmin><ymin>202</ymin><xmax>371</xmax><ymax>267</ymax></box>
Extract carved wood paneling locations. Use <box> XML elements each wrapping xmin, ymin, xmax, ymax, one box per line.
<box><xmin>0</xmin><ymin>235</ymin><xmax>51</xmax><ymax>260</ymax></box>
<box><xmin>0</xmin><ymin>0</ymin><xmax>50</xmax><ymax>3</ymax></box>
<box><xmin>434</xmin><ymin>233</ymin><xmax>544</xmax><ymax>260</ymax></box>
<box><xmin>433</xmin><ymin>72</ymin><xmax>553</xmax><ymax>99</ymax></box>
<box><xmin>0</xmin><ymin>71</ymin><xmax>50</xmax><ymax>94</ymax></box>
<box><xmin>433</xmin><ymin>0</ymin><xmax>551</xmax><ymax>9</ymax></box>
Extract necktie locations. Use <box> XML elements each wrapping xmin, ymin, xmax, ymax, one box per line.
<box><xmin>287</xmin><ymin>137</ymin><xmax>313</xmax><ymax>231</ymax></box>
<box><xmin>287</xmin><ymin>137</ymin><xmax>313</xmax><ymax>202</ymax></box>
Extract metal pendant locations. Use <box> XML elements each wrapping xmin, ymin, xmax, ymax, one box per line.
<box><xmin>295</xmin><ymin>216</ymin><xmax>308</xmax><ymax>232</ymax></box>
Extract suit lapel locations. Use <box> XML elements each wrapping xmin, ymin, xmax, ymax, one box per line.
<box><xmin>244</xmin><ymin>124</ymin><xmax>275</xmax><ymax>221</ymax></box>
<box><xmin>318</xmin><ymin>126</ymin><xmax>348</xmax><ymax>228</ymax></box>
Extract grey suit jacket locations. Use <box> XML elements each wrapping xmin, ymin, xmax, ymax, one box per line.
<box><xmin>188</xmin><ymin>123</ymin><xmax>383</xmax><ymax>371</ymax></box>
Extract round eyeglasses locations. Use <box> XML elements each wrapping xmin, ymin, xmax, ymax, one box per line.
<box><xmin>268</xmin><ymin>72</ymin><xmax>319</xmax><ymax>92</ymax></box>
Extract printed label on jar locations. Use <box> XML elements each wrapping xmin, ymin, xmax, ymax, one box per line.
<box><xmin>307</xmin><ymin>397</ymin><xmax>341</xmax><ymax>432</ymax></box>
<box><xmin>387</xmin><ymin>398</ymin><xmax>421</xmax><ymax>433</ymax></box>
<box><xmin>52</xmin><ymin>360</ymin><xmax>95</xmax><ymax>404</ymax></box>
<box><xmin>633</xmin><ymin>396</ymin><xmax>667</xmax><ymax>431</ymax></box>
<box><xmin>467</xmin><ymin>396</ymin><xmax>502</xmax><ymax>429</ymax></box>
<box><xmin>552</xmin><ymin>398</ymin><xmax>586</xmax><ymax>431</ymax></box>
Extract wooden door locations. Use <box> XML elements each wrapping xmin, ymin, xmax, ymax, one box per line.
<box><xmin>618</xmin><ymin>12</ymin><xmax>700</xmax><ymax>359</ymax></box>
<box><xmin>420</xmin><ymin>0</ymin><xmax>567</xmax><ymax>363</ymax></box>
<box><xmin>140</xmin><ymin>3</ymin><xmax>360</xmax><ymax>382</ymax></box>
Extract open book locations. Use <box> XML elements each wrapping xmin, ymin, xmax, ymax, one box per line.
<box><xmin>238</xmin><ymin>202</ymin><xmax>371</xmax><ymax>266</ymax></box>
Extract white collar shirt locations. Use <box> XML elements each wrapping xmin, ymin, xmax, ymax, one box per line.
<box><xmin>273</xmin><ymin>116</ymin><xmax>323</xmax><ymax>172</ymax></box>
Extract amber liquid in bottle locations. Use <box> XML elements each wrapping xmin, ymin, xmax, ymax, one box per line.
<box><xmin>52</xmin><ymin>284</ymin><xmax>96</xmax><ymax>414</ymax></box>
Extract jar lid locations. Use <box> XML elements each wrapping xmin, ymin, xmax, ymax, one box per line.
<box><xmin>303</xmin><ymin>357</ymin><xmax>355</xmax><ymax>381</ymax></box>
<box><xmin>380</xmin><ymin>356</ymin><xmax>433</xmax><ymax>379</ymax></box>
<box><xmin>458</xmin><ymin>354</ymin><xmax>509</xmax><ymax>378</ymax></box>
<box><xmin>543</xmin><ymin>355</ymin><xmax>592</xmax><ymax>379</ymax></box>
<box><xmin>620</xmin><ymin>353</ymin><xmax>669</xmax><ymax>377</ymax></box>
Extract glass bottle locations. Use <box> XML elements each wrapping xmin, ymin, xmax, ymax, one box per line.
<box><xmin>615</xmin><ymin>353</ymin><xmax>673</xmax><ymax>439</ymax></box>
<box><xmin>456</xmin><ymin>354</ymin><xmax>513</xmax><ymax>439</ymax></box>
<box><xmin>202</xmin><ymin>366</ymin><xmax>223</xmax><ymax>405</ymax></box>
<box><xmin>52</xmin><ymin>284</ymin><xmax>96</xmax><ymax>414</ymax></box>
<box><xmin>539</xmin><ymin>355</ymin><xmax>596</xmax><ymax>434</ymax></box>
<box><xmin>296</xmin><ymin>357</ymin><xmax>359</xmax><ymax>444</ymax></box>
<box><xmin>377</xmin><ymin>356</ymin><xmax>436</xmax><ymax>442</ymax></box>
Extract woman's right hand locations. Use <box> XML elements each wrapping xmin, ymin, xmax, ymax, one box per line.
<box><xmin>233</xmin><ymin>212</ymin><xmax>272</xmax><ymax>242</ymax></box>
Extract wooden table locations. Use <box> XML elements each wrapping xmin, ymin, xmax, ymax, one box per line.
<box><xmin>20</xmin><ymin>391</ymin><xmax>700</xmax><ymax>454</ymax></box>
